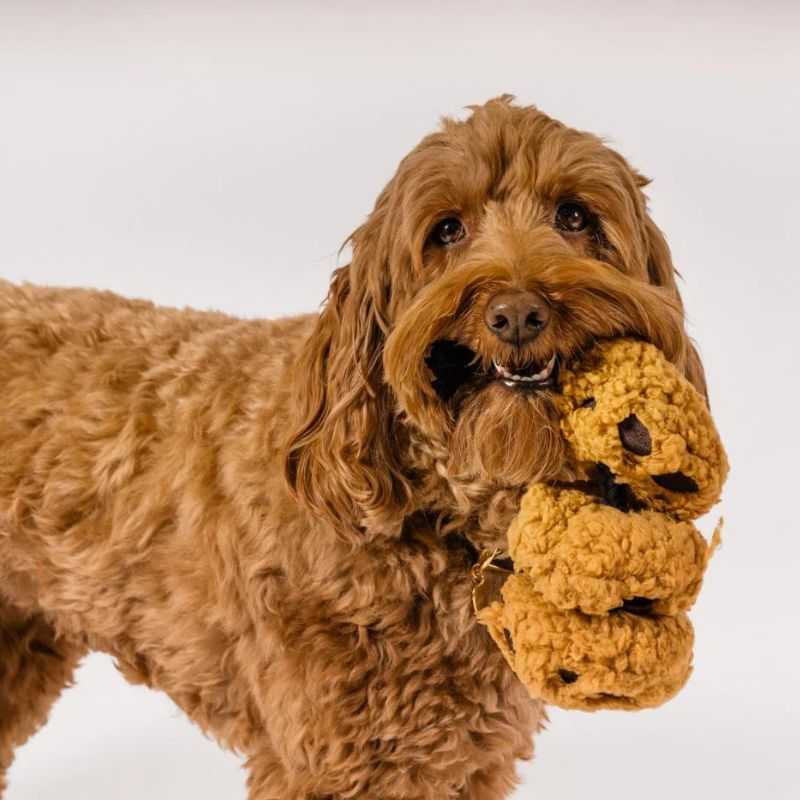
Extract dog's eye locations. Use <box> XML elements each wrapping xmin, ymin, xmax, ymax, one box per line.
<box><xmin>428</xmin><ymin>217</ymin><xmax>466</xmax><ymax>247</ymax></box>
<box><xmin>555</xmin><ymin>202</ymin><xmax>590</xmax><ymax>233</ymax></box>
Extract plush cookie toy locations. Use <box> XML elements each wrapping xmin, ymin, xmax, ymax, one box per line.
<box><xmin>476</xmin><ymin>338</ymin><xmax>728</xmax><ymax>711</ymax></box>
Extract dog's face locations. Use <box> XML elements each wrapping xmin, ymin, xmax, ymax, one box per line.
<box><xmin>286</xmin><ymin>97</ymin><xmax>705</xmax><ymax>541</ymax></box>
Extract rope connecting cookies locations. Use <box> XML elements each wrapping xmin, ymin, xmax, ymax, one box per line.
<box><xmin>477</xmin><ymin>339</ymin><xmax>728</xmax><ymax>711</ymax></box>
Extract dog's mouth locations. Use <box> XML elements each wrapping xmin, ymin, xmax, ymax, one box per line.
<box><xmin>492</xmin><ymin>354</ymin><xmax>558</xmax><ymax>388</ymax></box>
<box><xmin>425</xmin><ymin>340</ymin><xmax>560</xmax><ymax>402</ymax></box>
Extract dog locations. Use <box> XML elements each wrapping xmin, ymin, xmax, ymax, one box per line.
<box><xmin>0</xmin><ymin>96</ymin><xmax>705</xmax><ymax>799</ymax></box>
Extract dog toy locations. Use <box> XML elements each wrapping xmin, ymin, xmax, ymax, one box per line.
<box><xmin>476</xmin><ymin>338</ymin><xmax>728</xmax><ymax>710</ymax></box>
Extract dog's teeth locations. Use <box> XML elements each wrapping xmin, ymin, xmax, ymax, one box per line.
<box><xmin>529</xmin><ymin>353</ymin><xmax>557</xmax><ymax>381</ymax></box>
<box><xmin>495</xmin><ymin>353</ymin><xmax>557</xmax><ymax>385</ymax></box>
<box><xmin>493</xmin><ymin>360</ymin><xmax>512</xmax><ymax>379</ymax></box>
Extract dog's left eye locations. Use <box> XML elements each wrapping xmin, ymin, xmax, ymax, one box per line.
<box><xmin>428</xmin><ymin>217</ymin><xmax>466</xmax><ymax>247</ymax></box>
<box><xmin>555</xmin><ymin>202</ymin><xmax>590</xmax><ymax>233</ymax></box>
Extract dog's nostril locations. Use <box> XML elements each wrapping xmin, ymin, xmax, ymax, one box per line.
<box><xmin>525</xmin><ymin>312</ymin><xmax>543</xmax><ymax>329</ymax></box>
<box><xmin>558</xmin><ymin>669</ymin><xmax>579</xmax><ymax>685</ymax></box>
<box><xmin>491</xmin><ymin>314</ymin><xmax>509</xmax><ymax>330</ymax></box>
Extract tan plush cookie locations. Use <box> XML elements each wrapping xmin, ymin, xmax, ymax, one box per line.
<box><xmin>477</xmin><ymin>338</ymin><xmax>728</xmax><ymax>711</ymax></box>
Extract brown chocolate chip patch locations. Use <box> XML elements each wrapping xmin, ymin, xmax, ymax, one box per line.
<box><xmin>652</xmin><ymin>472</ymin><xmax>699</xmax><ymax>493</ymax></box>
<box><xmin>617</xmin><ymin>596</ymin><xmax>655</xmax><ymax>617</ymax></box>
<box><xmin>580</xmin><ymin>396</ymin><xmax>596</xmax><ymax>409</ymax></box>
<box><xmin>558</xmin><ymin>669</ymin><xmax>579</xmax><ymax>685</ymax></box>
<box><xmin>618</xmin><ymin>414</ymin><xmax>652</xmax><ymax>455</ymax></box>
<box><xmin>591</xmin><ymin>463</ymin><xmax>647</xmax><ymax>513</ymax></box>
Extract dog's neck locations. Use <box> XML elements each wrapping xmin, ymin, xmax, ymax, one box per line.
<box><xmin>400</xmin><ymin>425</ymin><xmax>528</xmax><ymax>554</ymax></box>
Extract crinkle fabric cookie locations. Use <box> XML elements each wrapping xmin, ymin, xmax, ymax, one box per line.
<box><xmin>477</xmin><ymin>338</ymin><xmax>728</xmax><ymax>711</ymax></box>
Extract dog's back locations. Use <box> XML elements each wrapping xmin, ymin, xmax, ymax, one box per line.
<box><xmin>0</xmin><ymin>281</ymin><xmax>316</xmax><ymax>773</ymax></box>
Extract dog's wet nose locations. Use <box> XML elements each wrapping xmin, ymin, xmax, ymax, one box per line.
<box><xmin>484</xmin><ymin>290</ymin><xmax>550</xmax><ymax>345</ymax></box>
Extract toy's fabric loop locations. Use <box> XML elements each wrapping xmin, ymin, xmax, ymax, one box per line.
<box><xmin>471</xmin><ymin>548</ymin><xmax>512</xmax><ymax>615</ymax></box>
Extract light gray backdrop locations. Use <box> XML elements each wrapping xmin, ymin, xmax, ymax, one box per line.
<box><xmin>2</xmin><ymin>1</ymin><xmax>798</xmax><ymax>798</ymax></box>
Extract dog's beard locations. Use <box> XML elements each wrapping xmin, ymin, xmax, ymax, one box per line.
<box><xmin>447</xmin><ymin>382</ymin><xmax>565</xmax><ymax>486</ymax></box>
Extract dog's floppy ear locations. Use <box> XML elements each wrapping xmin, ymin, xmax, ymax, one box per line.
<box><xmin>642</xmin><ymin>211</ymin><xmax>709</xmax><ymax>401</ymax></box>
<box><xmin>643</xmin><ymin>213</ymin><xmax>679</xmax><ymax>292</ymax></box>
<box><xmin>283</xmin><ymin>233</ymin><xmax>412</xmax><ymax>539</ymax></box>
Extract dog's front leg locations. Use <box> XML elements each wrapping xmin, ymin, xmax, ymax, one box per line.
<box><xmin>244</xmin><ymin>745</ymin><xmax>294</xmax><ymax>800</ymax></box>
<box><xmin>243</xmin><ymin>586</ymin><xmax>538</xmax><ymax>800</ymax></box>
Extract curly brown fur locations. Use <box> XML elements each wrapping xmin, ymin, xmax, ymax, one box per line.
<box><xmin>0</xmin><ymin>97</ymin><xmax>703</xmax><ymax>799</ymax></box>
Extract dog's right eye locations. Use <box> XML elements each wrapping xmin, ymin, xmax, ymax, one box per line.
<box><xmin>428</xmin><ymin>217</ymin><xmax>466</xmax><ymax>247</ymax></box>
<box><xmin>555</xmin><ymin>201</ymin><xmax>591</xmax><ymax>233</ymax></box>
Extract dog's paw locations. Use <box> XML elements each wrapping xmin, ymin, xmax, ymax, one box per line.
<box><xmin>557</xmin><ymin>338</ymin><xmax>728</xmax><ymax>520</ymax></box>
<box><xmin>478</xmin><ymin>573</ymin><xmax>694</xmax><ymax>711</ymax></box>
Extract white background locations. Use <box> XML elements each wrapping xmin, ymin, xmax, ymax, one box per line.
<box><xmin>2</xmin><ymin>2</ymin><xmax>799</xmax><ymax>798</ymax></box>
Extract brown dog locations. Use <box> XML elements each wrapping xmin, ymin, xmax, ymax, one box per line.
<box><xmin>0</xmin><ymin>96</ymin><xmax>704</xmax><ymax>799</ymax></box>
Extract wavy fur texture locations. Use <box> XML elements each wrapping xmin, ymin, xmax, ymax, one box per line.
<box><xmin>0</xmin><ymin>97</ymin><xmax>702</xmax><ymax>798</ymax></box>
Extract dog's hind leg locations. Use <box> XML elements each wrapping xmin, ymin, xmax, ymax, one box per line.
<box><xmin>0</xmin><ymin>603</ymin><xmax>85</xmax><ymax>798</ymax></box>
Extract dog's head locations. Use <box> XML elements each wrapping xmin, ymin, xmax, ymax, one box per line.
<box><xmin>285</xmin><ymin>97</ymin><xmax>705</xmax><ymax>541</ymax></box>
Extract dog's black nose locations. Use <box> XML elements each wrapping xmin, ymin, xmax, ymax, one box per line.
<box><xmin>484</xmin><ymin>290</ymin><xmax>550</xmax><ymax>345</ymax></box>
